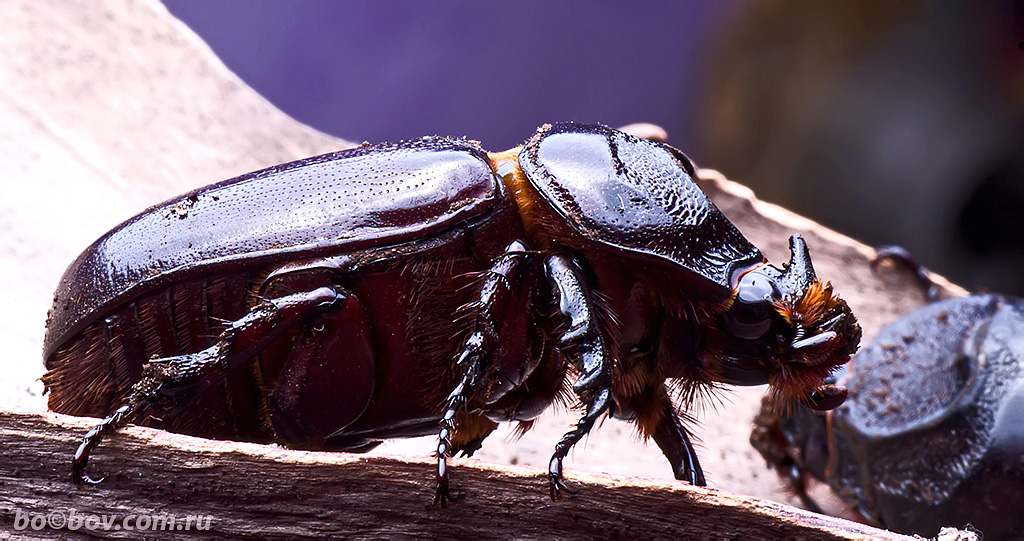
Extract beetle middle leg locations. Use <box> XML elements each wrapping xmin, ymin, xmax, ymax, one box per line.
<box><xmin>72</xmin><ymin>285</ymin><xmax>349</xmax><ymax>486</ymax></box>
<box><xmin>544</xmin><ymin>253</ymin><xmax>614</xmax><ymax>501</ymax></box>
<box><xmin>434</xmin><ymin>240</ymin><xmax>531</xmax><ymax>507</ymax></box>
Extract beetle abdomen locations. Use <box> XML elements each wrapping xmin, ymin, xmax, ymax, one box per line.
<box><xmin>44</xmin><ymin>272</ymin><xmax>267</xmax><ymax>440</ymax></box>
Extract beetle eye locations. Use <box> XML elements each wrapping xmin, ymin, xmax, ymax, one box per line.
<box><xmin>723</xmin><ymin>271</ymin><xmax>779</xmax><ymax>340</ymax></box>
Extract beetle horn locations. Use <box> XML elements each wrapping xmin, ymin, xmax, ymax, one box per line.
<box><xmin>773</xmin><ymin>234</ymin><xmax>816</xmax><ymax>300</ymax></box>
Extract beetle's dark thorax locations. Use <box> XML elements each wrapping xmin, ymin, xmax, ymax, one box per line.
<box><xmin>492</xmin><ymin>144</ymin><xmax>723</xmax><ymax>436</ymax></box>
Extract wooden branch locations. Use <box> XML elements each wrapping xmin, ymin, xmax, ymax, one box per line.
<box><xmin>0</xmin><ymin>410</ymin><xmax>905</xmax><ymax>538</ymax></box>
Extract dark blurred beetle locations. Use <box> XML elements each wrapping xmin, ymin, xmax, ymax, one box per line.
<box><xmin>43</xmin><ymin>122</ymin><xmax>860</xmax><ymax>505</ymax></box>
<box><xmin>751</xmin><ymin>248</ymin><xmax>1024</xmax><ymax>538</ymax></box>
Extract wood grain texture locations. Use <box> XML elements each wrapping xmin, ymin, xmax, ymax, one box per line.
<box><xmin>0</xmin><ymin>410</ymin><xmax>907</xmax><ymax>538</ymax></box>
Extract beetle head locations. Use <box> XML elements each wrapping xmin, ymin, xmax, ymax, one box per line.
<box><xmin>705</xmin><ymin>234</ymin><xmax>860</xmax><ymax>411</ymax></box>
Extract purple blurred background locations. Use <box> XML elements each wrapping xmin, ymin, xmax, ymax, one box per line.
<box><xmin>163</xmin><ymin>0</ymin><xmax>733</xmax><ymax>153</ymax></box>
<box><xmin>163</xmin><ymin>1</ymin><xmax>1024</xmax><ymax>295</ymax></box>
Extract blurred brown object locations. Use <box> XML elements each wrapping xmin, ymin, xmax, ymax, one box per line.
<box><xmin>617</xmin><ymin>122</ymin><xmax>670</xmax><ymax>143</ymax></box>
<box><xmin>699</xmin><ymin>0</ymin><xmax>1024</xmax><ymax>295</ymax></box>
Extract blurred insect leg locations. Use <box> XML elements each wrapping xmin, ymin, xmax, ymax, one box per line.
<box><xmin>787</xmin><ymin>464</ymin><xmax>824</xmax><ymax>514</ymax></box>
<box><xmin>544</xmin><ymin>253</ymin><xmax>613</xmax><ymax>501</ymax></box>
<box><xmin>72</xmin><ymin>286</ymin><xmax>346</xmax><ymax>486</ymax></box>
<box><xmin>872</xmin><ymin>245</ymin><xmax>940</xmax><ymax>302</ymax></box>
<box><xmin>435</xmin><ymin>240</ymin><xmax>530</xmax><ymax>507</ymax></box>
<box><xmin>651</xmin><ymin>394</ymin><xmax>705</xmax><ymax>486</ymax></box>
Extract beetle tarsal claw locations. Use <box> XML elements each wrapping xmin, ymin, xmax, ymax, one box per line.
<box><xmin>432</xmin><ymin>480</ymin><xmax>465</xmax><ymax>509</ymax></box>
<box><xmin>549</xmin><ymin>473</ymin><xmax>575</xmax><ymax>501</ymax></box>
<box><xmin>548</xmin><ymin>457</ymin><xmax>577</xmax><ymax>501</ymax></box>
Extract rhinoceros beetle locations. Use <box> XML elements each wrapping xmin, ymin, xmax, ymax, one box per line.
<box><xmin>43</xmin><ymin>122</ymin><xmax>860</xmax><ymax>505</ymax></box>
<box><xmin>751</xmin><ymin>247</ymin><xmax>1024</xmax><ymax>538</ymax></box>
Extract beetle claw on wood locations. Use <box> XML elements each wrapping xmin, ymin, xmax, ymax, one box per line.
<box><xmin>432</xmin><ymin>477</ymin><xmax>464</xmax><ymax>509</ymax></box>
<box><xmin>43</xmin><ymin>122</ymin><xmax>860</xmax><ymax>503</ymax></box>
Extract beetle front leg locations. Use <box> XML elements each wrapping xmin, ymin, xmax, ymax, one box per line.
<box><xmin>72</xmin><ymin>286</ymin><xmax>346</xmax><ymax>486</ymax></box>
<box><xmin>544</xmin><ymin>254</ymin><xmax>613</xmax><ymax>501</ymax></box>
<box><xmin>435</xmin><ymin>241</ymin><xmax>530</xmax><ymax>507</ymax></box>
<box><xmin>651</xmin><ymin>394</ymin><xmax>706</xmax><ymax>486</ymax></box>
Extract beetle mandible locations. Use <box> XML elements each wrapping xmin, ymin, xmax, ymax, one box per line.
<box><xmin>750</xmin><ymin>248</ymin><xmax>1024</xmax><ymax>538</ymax></box>
<box><xmin>43</xmin><ymin>122</ymin><xmax>861</xmax><ymax>505</ymax></box>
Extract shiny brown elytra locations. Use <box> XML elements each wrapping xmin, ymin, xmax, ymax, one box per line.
<box><xmin>43</xmin><ymin>122</ymin><xmax>860</xmax><ymax>504</ymax></box>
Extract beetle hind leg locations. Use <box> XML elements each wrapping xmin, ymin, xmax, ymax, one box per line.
<box><xmin>71</xmin><ymin>286</ymin><xmax>348</xmax><ymax>487</ymax></box>
<box><xmin>72</xmin><ymin>404</ymin><xmax>130</xmax><ymax>485</ymax></box>
<box><xmin>72</xmin><ymin>342</ymin><xmax>237</xmax><ymax>486</ymax></box>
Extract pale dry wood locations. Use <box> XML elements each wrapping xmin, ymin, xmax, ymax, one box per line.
<box><xmin>0</xmin><ymin>409</ymin><xmax>907</xmax><ymax>539</ymax></box>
